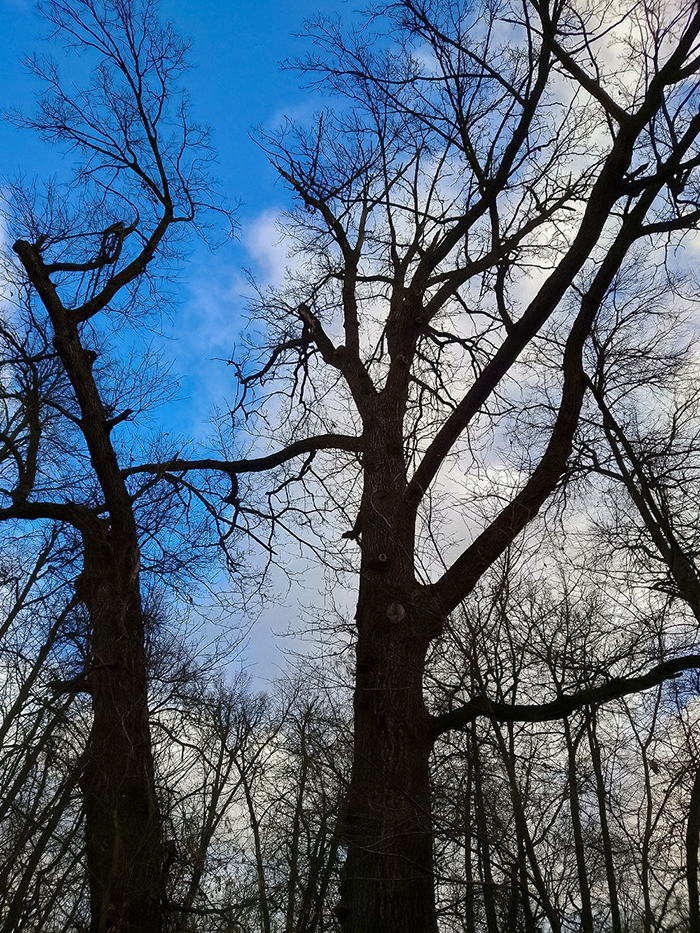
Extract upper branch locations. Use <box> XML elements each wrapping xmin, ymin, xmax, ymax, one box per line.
<box><xmin>424</xmin><ymin>174</ymin><xmax>668</xmax><ymax>616</ymax></box>
<box><xmin>403</xmin><ymin>25</ymin><xmax>700</xmax><ymax>515</ymax></box>
<box><xmin>122</xmin><ymin>433</ymin><xmax>364</xmax><ymax>484</ymax></box>
<box><xmin>403</xmin><ymin>135</ymin><xmax>632</xmax><ymax>514</ymax></box>
<box><xmin>541</xmin><ymin>29</ymin><xmax>630</xmax><ymax>126</ymax></box>
<box><xmin>69</xmin><ymin>211</ymin><xmax>173</xmax><ymax>323</ymax></box>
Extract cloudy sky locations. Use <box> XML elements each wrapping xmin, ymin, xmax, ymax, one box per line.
<box><xmin>0</xmin><ymin>0</ymin><xmax>361</xmax><ymax>678</ymax></box>
<box><xmin>0</xmin><ymin>0</ymin><xmax>359</xmax><ymax>432</ymax></box>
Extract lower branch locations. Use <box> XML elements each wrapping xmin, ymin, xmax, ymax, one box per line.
<box><xmin>431</xmin><ymin>654</ymin><xmax>700</xmax><ymax>735</ymax></box>
<box><xmin>121</xmin><ymin>433</ymin><xmax>363</xmax><ymax>480</ymax></box>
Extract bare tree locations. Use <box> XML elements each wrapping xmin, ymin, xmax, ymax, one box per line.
<box><xmin>133</xmin><ymin>2</ymin><xmax>700</xmax><ymax>930</ymax></box>
<box><xmin>1</xmin><ymin>1</ymin><xmax>229</xmax><ymax>930</ymax></box>
<box><xmin>428</xmin><ymin>564</ymin><xmax>700</xmax><ymax>932</ymax></box>
<box><xmin>0</xmin><ymin>532</ymin><xmax>88</xmax><ymax>932</ymax></box>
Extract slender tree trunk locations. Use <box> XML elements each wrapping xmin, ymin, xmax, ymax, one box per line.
<box><xmin>563</xmin><ymin>717</ymin><xmax>594</xmax><ymax>933</ymax></box>
<box><xmin>286</xmin><ymin>715</ymin><xmax>310</xmax><ymax>933</ymax></box>
<box><xmin>587</xmin><ymin>712</ymin><xmax>622</xmax><ymax>933</ymax></box>
<box><xmin>518</xmin><ymin>836</ymin><xmax>538</xmax><ymax>933</ymax></box>
<box><xmin>240</xmin><ymin>764</ymin><xmax>272</xmax><ymax>933</ymax></box>
<box><xmin>493</xmin><ymin>722</ymin><xmax>562</xmax><ymax>933</ymax></box>
<box><xmin>504</xmin><ymin>861</ymin><xmax>520</xmax><ymax>933</ymax></box>
<box><xmin>639</xmin><ymin>747</ymin><xmax>655</xmax><ymax>933</ymax></box>
<box><xmin>472</xmin><ymin>727</ymin><xmax>499</xmax><ymax>933</ymax></box>
<box><xmin>686</xmin><ymin>764</ymin><xmax>700</xmax><ymax>933</ymax></box>
<box><xmin>463</xmin><ymin>731</ymin><xmax>476</xmax><ymax>933</ymax></box>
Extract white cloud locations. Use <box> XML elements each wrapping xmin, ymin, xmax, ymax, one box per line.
<box><xmin>162</xmin><ymin>207</ymin><xmax>302</xmax><ymax>439</ymax></box>
<box><xmin>244</xmin><ymin>208</ymin><xmax>298</xmax><ymax>288</ymax></box>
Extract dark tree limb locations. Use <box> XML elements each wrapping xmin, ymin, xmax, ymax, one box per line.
<box><xmin>431</xmin><ymin>654</ymin><xmax>700</xmax><ymax>735</ymax></box>
<box><xmin>122</xmin><ymin>433</ymin><xmax>364</xmax><ymax>483</ymax></box>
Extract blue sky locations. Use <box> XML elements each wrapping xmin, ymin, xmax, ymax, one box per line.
<box><xmin>0</xmin><ymin>0</ymin><xmax>352</xmax><ymax>215</ymax></box>
<box><xmin>0</xmin><ymin>0</ymin><xmax>360</xmax><ymax>435</ymax></box>
<box><xmin>0</xmin><ymin>0</ymin><xmax>361</xmax><ymax>677</ymax></box>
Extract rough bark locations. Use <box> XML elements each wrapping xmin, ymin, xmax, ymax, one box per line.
<box><xmin>339</xmin><ymin>617</ymin><xmax>436</xmax><ymax>933</ymax></box>
<box><xmin>337</xmin><ymin>420</ymin><xmax>440</xmax><ymax>933</ymax></box>
<box><xmin>78</xmin><ymin>532</ymin><xmax>163</xmax><ymax>933</ymax></box>
<box><xmin>13</xmin><ymin>238</ymin><xmax>164</xmax><ymax>933</ymax></box>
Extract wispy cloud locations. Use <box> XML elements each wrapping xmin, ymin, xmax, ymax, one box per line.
<box><xmin>164</xmin><ymin>207</ymin><xmax>299</xmax><ymax>438</ymax></box>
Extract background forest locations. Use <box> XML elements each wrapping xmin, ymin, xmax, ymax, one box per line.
<box><xmin>2</xmin><ymin>1</ymin><xmax>700</xmax><ymax>932</ymax></box>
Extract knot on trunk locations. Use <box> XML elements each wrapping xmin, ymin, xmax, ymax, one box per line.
<box><xmin>386</xmin><ymin>601</ymin><xmax>406</xmax><ymax>624</ymax></box>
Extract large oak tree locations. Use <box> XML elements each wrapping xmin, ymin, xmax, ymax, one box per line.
<box><xmin>155</xmin><ymin>2</ymin><xmax>700</xmax><ymax>929</ymax></box>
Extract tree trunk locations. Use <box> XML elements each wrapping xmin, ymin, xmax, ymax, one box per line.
<box><xmin>12</xmin><ymin>239</ymin><xmax>166</xmax><ymax>933</ymax></box>
<box><xmin>686</xmin><ymin>764</ymin><xmax>700</xmax><ymax>933</ymax></box>
<box><xmin>463</xmin><ymin>731</ymin><xmax>476</xmax><ymax>933</ymax></box>
<box><xmin>337</xmin><ymin>576</ymin><xmax>438</xmax><ymax>933</ymax></box>
<box><xmin>471</xmin><ymin>725</ymin><xmax>500</xmax><ymax>933</ymax></box>
<box><xmin>563</xmin><ymin>717</ymin><xmax>594</xmax><ymax>933</ymax></box>
<box><xmin>587</xmin><ymin>712</ymin><xmax>622</xmax><ymax>933</ymax></box>
<box><xmin>79</xmin><ymin>535</ymin><xmax>163</xmax><ymax>933</ymax></box>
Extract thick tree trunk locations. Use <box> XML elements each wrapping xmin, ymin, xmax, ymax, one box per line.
<box><xmin>12</xmin><ymin>240</ymin><xmax>166</xmax><ymax>933</ymax></box>
<box><xmin>332</xmin><ymin>403</ymin><xmax>444</xmax><ymax>932</ymax></box>
<box><xmin>79</xmin><ymin>535</ymin><xmax>163</xmax><ymax>933</ymax></box>
<box><xmin>338</xmin><ymin>555</ymin><xmax>439</xmax><ymax>932</ymax></box>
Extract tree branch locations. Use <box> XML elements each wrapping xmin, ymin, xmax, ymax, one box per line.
<box><xmin>431</xmin><ymin>654</ymin><xmax>700</xmax><ymax>734</ymax></box>
<box><xmin>121</xmin><ymin>433</ymin><xmax>364</xmax><ymax>481</ymax></box>
<box><xmin>544</xmin><ymin>34</ymin><xmax>630</xmax><ymax>126</ymax></box>
<box><xmin>0</xmin><ymin>499</ymin><xmax>94</xmax><ymax>530</ymax></box>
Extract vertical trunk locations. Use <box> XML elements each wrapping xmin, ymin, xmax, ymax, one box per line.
<box><xmin>493</xmin><ymin>722</ymin><xmax>562</xmax><ymax>933</ymax></box>
<box><xmin>79</xmin><ymin>538</ymin><xmax>163</xmax><ymax>933</ymax></box>
<box><xmin>286</xmin><ymin>714</ymin><xmax>310</xmax><ymax>933</ymax></box>
<box><xmin>503</xmin><ymin>861</ymin><xmax>520</xmax><ymax>933</ymax></box>
<box><xmin>587</xmin><ymin>712</ymin><xmax>622</xmax><ymax>933</ymax></box>
<box><xmin>335</xmin><ymin>408</ymin><xmax>441</xmax><ymax>933</ymax></box>
<box><xmin>687</xmin><ymin>764</ymin><xmax>700</xmax><ymax>933</ymax></box>
<box><xmin>338</xmin><ymin>582</ymin><xmax>437</xmax><ymax>933</ymax></box>
<box><xmin>240</xmin><ymin>764</ymin><xmax>272</xmax><ymax>933</ymax></box>
<box><xmin>463</xmin><ymin>730</ymin><xmax>476</xmax><ymax>933</ymax></box>
<box><xmin>639</xmin><ymin>747</ymin><xmax>654</xmax><ymax>933</ymax></box>
<box><xmin>563</xmin><ymin>717</ymin><xmax>594</xmax><ymax>933</ymax></box>
<box><xmin>517</xmin><ymin>837</ymin><xmax>538</xmax><ymax>933</ymax></box>
<box><xmin>471</xmin><ymin>726</ymin><xmax>500</xmax><ymax>933</ymax></box>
